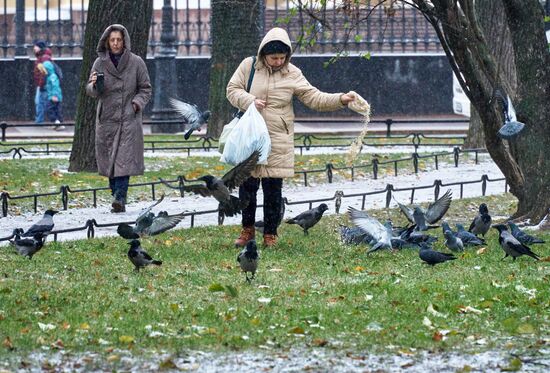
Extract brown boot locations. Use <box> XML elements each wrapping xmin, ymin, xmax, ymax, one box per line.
<box><xmin>263</xmin><ymin>234</ymin><xmax>278</xmax><ymax>247</ymax></box>
<box><xmin>111</xmin><ymin>198</ymin><xmax>126</xmax><ymax>213</ymax></box>
<box><xmin>234</xmin><ymin>226</ymin><xmax>255</xmax><ymax>247</ymax></box>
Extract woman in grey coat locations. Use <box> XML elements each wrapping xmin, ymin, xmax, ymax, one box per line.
<box><xmin>86</xmin><ymin>24</ymin><xmax>152</xmax><ymax>213</ymax></box>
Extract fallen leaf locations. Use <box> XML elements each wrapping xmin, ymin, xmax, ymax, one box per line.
<box><xmin>208</xmin><ymin>283</ymin><xmax>225</xmax><ymax>292</ymax></box>
<box><xmin>516</xmin><ymin>323</ymin><xmax>536</xmax><ymax>335</ymax></box>
<box><xmin>118</xmin><ymin>335</ymin><xmax>134</xmax><ymax>344</ymax></box>
<box><xmin>432</xmin><ymin>331</ymin><xmax>443</xmax><ymax>341</ymax></box>
<box><xmin>2</xmin><ymin>337</ymin><xmax>14</xmax><ymax>350</ymax></box>
<box><xmin>476</xmin><ymin>247</ymin><xmax>487</xmax><ymax>255</ymax></box>
<box><xmin>289</xmin><ymin>326</ymin><xmax>305</xmax><ymax>334</ymax></box>
<box><xmin>500</xmin><ymin>357</ymin><xmax>522</xmax><ymax>371</ymax></box>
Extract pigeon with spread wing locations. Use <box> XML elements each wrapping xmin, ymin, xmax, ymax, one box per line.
<box><xmin>348</xmin><ymin>207</ymin><xmax>393</xmax><ymax>253</ymax></box>
<box><xmin>161</xmin><ymin>151</ymin><xmax>260</xmax><ymax>218</ymax></box>
<box><xmin>117</xmin><ymin>194</ymin><xmax>185</xmax><ymax>239</ymax></box>
<box><xmin>170</xmin><ymin>98</ymin><xmax>211</xmax><ymax>140</ymax></box>
<box><xmin>395</xmin><ymin>190</ymin><xmax>452</xmax><ymax>231</ymax></box>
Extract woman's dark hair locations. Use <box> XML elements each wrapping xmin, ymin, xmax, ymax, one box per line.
<box><xmin>260</xmin><ymin>40</ymin><xmax>291</xmax><ymax>56</ymax></box>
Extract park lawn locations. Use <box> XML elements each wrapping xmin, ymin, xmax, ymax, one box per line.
<box><xmin>0</xmin><ymin>194</ymin><xmax>548</xmax><ymax>360</ymax></box>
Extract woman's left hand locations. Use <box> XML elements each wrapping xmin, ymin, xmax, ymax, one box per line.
<box><xmin>340</xmin><ymin>92</ymin><xmax>355</xmax><ymax>105</ymax></box>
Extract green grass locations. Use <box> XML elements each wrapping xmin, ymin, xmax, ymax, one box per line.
<box><xmin>1</xmin><ymin>194</ymin><xmax>548</xmax><ymax>359</ymax></box>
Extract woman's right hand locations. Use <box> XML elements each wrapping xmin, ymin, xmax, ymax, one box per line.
<box><xmin>254</xmin><ymin>99</ymin><xmax>266</xmax><ymax>110</ymax></box>
<box><xmin>90</xmin><ymin>71</ymin><xmax>97</xmax><ymax>85</ymax></box>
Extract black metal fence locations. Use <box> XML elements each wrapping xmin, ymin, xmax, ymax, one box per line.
<box><xmin>0</xmin><ymin>173</ymin><xmax>506</xmax><ymax>243</ymax></box>
<box><xmin>1</xmin><ymin>0</ymin><xmax>448</xmax><ymax>58</ymax></box>
<box><xmin>0</xmin><ymin>146</ymin><xmax>489</xmax><ymax>217</ymax></box>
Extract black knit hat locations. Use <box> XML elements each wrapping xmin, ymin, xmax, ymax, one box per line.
<box><xmin>34</xmin><ymin>41</ymin><xmax>46</xmax><ymax>50</ymax></box>
<box><xmin>260</xmin><ymin>40</ymin><xmax>291</xmax><ymax>56</ymax></box>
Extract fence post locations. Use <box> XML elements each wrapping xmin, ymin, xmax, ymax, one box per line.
<box><xmin>177</xmin><ymin>176</ymin><xmax>185</xmax><ymax>198</ymax></box>
<box><xmin>385</xmin><ymin>119</ymin><xmax>393</xmax><ymax>137</ymax></box>
<box><xmin>326</xmin><ymin>163</ymin><xmax>333</xmax><ymax>183</ymax></box>
<box><xmin>61</xmin><ymin>185</ymin><xmax>68</xmax><ymax>210</ymax></box>
<box><xmin>334</xmin><ymin>190</ymin><xmax>343</xmax><ymax>214</ymax></box>
<box><xmin>385</xmin><ymin>184</ymin><xmax>393</xmax><ymax>208</ymax></box>
<box><xmin>1</xmin><ymin>192</ymin><xmax>8</xmax><ymax>217</ymax></box>
<box><xmin>453</xmin><ymin>147</ymin><xmax>460</xmax><ymax>167</ymax></box>
<box><xmin>433</xmin><ymin>180</ymin><xmax>441</xmax><ymax>200</ymax></box>
<box><xmin>15</xmin><ymin>0</ymin><xmax>27</xmax><ymax>56</ymax></box>
<box><xmin>481</xmin><ymin>174</ymin><xmax>488</xmax><ymax>196</ymax></box>
<box><xmin>86</xmin><ymin>220</ymin><xmax>95</xmax><ymax>239</ymax></box>
<box><xmin>412</xmin><ymin>153</ymin><xmax>419</xmax><ymax>173</ymax></box>
<box><xmin>372</xmin><ymin>158</ymin><xmax>379</xmax><ymax>179</ymax></box>
<box><xmin>1</xmin><ymin>122</ymin><xmax>7</xmax><ymax>142</ymax></box>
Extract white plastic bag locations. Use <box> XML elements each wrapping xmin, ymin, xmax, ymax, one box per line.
<box><xmin>218</xmin><ymin>117</ymin><xmax>239</xmax><ymax>153</ymax></box>
<box><xmin>220</xmin><ymin>104</ymin><xmax>271</xmax><ymax>165</ymax></box>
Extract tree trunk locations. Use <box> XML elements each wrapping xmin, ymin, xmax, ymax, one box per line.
<box><xmin>208</xmin><ymin>0</ymin><xmax>262</xmax><ymax>138</ymax></box>
<box><xmin>68</xmin><ymin>0</ymin><xmax>153</xmax><ymax>172</ymax></box>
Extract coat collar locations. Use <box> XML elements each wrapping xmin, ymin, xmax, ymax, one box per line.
<box><xmin>100</xmin><ymin>49</ymin><xmax>130</xmax><ymax>77</ymax></box>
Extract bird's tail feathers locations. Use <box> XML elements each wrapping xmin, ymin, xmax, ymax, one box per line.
<box><xmin>184</xmin><ymin>128</ymin><xmax>194</xmax><ymax>140</ymax></box>
<box><xmin>285</xmin><ymin>218</ymin><xmax>296</xmax><ymax>225</ymax></box>
<box><xmin>221</xmin><ymin>195</ymin><xmax>246</xmax><ymax>217</ymax></box>
<box><xmin>152</xmin><ymin>260</ymin><xmax>163</xmax><ymax>266</ymax></box>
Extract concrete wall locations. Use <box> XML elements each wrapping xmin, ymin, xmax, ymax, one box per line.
<box><xmin>0</xmin><ymin>54</ymin><xmax>453</xmax><ymax>121</ymax></box>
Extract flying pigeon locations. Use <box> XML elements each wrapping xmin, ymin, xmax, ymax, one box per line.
<box><xmin>347</xmin><ymin>207</ymin><xmax>393</xmax><ymax>253</ymax></box>
<box><xmin>468</xmin><ymin>203</ymin><xmax>492</xmax><ymax>237</ymax></box>
<box><xmin>127</xmin><ymin>240</ymin><xmax>163</xmax><ymax>271</ymax></box>
<box><xmin>396</xmin><ymin>190</ymin><xmax>452</xmax><ymax>231</ymax></box>
<box><xmin>507</xmin><ymin>222</ymin><xmax>545</xmax><ymax>245</ymax></box>
<box><xmin>22</xmin><ymin>210</ymin><xmax>58</xmax><ymax>237</ymax></box>
<box><xmin>161</xmin><ymin>151</ymin><xmax>260</xmax><ymax>218</ymax></box>
<box><xmin>286</xmin><ymin>203</ymin><xmax>329</xmax><ymax>236</ymax></box>
<box><xmin>117</xmin><ymin>194</ymin><xmax>185</xmax><ymax>239</ymax></box>
<box><xmin>237</xmin><ymin>239</ymin><xmax>259</xmax><ymax>283</ymax></box>
<box><xmin>495</xmin><ymin>90</ymin><xmax>525</xmax><ymax>140</ymax></box>
<box><xmin>170</xmin><ymin>97</ymin><xmax>211</xmax><ymax>140</ymax></box>
<box><xmin>493</xmin><ymin>224</ymin><xmax>539</xmax><ymax>261</ymax></box>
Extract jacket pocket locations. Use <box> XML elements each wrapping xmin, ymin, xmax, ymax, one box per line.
<box><xmin>280</xmin><ymin>116</ymin><xmax>290</xmax><ymax>134</ymax></box>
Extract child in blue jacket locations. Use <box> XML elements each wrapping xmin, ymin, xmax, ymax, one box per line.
<box><xmin>40</xmin><ymin>60</ymin><xmax>64</xmax><ymax>130</ymax></box>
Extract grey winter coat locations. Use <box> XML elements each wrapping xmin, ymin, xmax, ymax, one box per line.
<box><xmin>86</xmin><ymin>24</ymin><xmax>152</xmax><ymax>178</ymax></box>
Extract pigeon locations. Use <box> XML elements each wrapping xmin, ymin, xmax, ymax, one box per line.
<box><xmin>441</xmin><ymin>221</ymin><xmax>454</xmax><ymax>235</ymax></box>
<box><xmin>455</xmin><ymin>223</ymin><xmax>485</xmax><ymax>246</ymax></box>
<box><xmin>398</xmin><ymin>224</ymin><xmax>438</xmax><ymax>246</ymax></box>
<box><xmin>237</xmin><ymin>239</ymin><xmax>259</xmax><ymax>283</ymax></box>
<box><xmin>419</xmin><ymin>243</ymin><xmax>456</xmax><ymax>266</ymax></box>
<box><xmin>22</xmin><ymin>209</ymin><xmax>58</xmax><ymax>237</ymax></box>
<box><xmin>493</xmin><ymin>224</ymin><xmax>539</xmax><ymax>261</ymax></box>
<box><xmin>507</xmin><ymin>222</ymin><xmax>545</xmax><ymax>245</ymax></box>
<box><xmin>286</xmin><ymin>203</ymin><xmax>329</xmax><ymax>236</ymax></box>
<box><xmin>339</xmin><ymin>225</ymin><xmax>375</xmax><ymax>245</ymax></box>
<box><xmin>170</xmin><ymin>97</ymin><xmax>211</xmax><ymax>140</ymax></box>
<box><xmin>468</xmin><ymin>203</ymin><xmax>492</xmax><ymax>237</ymax></box>
<box><xmin>347</xmin><ymin>207</ymin><xmax>393</xmax><ymax>253</ymax></box>
<box><xmin>117</xmin><ymin>194</ymin><xmax>185</xmax><ymax>239</ymax></box>
<box><xmin>255</xmin><ymin>197</ymin><xmax>286</xmax><ymax>235</ymax></box>
<box><xmin>160</xmin><ymin>151</ymin><xmax>260</xmax><ymax>218</ymax></box>
<box><xmin>396</xmin><ymin>190</ymin><xmax>452</xmax><ymax>231</ymax></box>
<box><xmin>443</xmin><ymin>230</ymin><xmax>464</xmax><ymax>252</ymax></box>
<box><xmin>10</xmin><ymin>229</ymin><xmax>46</xmax><ymax>259</ymax></box>
<box><xmin>495</xmin><ymin>90</ymin><xmax>525</xmax><ymax>140</ymax></box>
<box><xmin>127</xmin><ymin>240</ymin><xmax>163</xmax><ymax>271</ymax></box>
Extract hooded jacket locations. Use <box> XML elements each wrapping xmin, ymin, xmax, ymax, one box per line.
<box><xmin>42</xmin><ymin>61</ymin><xmax>62</xmax><ymax>101</ymax></box>
<box><xmin>85</xmin><ymin>24</ymin><xmax>152</xmax><ymax>178</ymax></box>
<box><xmin>227</xmin><ymin>27</ymin><xmax>345</xmax><ymax>178</ymax></box>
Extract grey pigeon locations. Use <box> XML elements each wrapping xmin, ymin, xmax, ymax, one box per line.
<box><xmin>237</xmin><ymin>239</ymin><xmax>259</xmax><ymax>283</ymax></box>
<box><xmin>347</xmin><ymin>207</ymin><xmax>393</xmax><ymax>253</ymax></box>
<box><xmin>493</xmin><ymin>224</ymin><xmax>539</xmax><ymax>261</ymax></box>
<box><xmin>255</xmin><ymin>198</ymin><xmax>286</xmax><ymax>235</ymax></box>
<box><xmin>455</xmin><ymin>223</ymin><xmax>485</xmax><ymax>246</ymax></box>
<box><xmin>399</xmin><ymin>225</ymin><xmax>438</xmax><ymax>246</ymax></box>
<box><xmin>495</xmin><ymin>90</ymin><xmax>525</xmax><ymax>140</ymax></box>
<box><xmin>161</xmin><ymin>151</ymin><xmax>260</xmax><ymax>218</ymax></box>
<box><xmin>507</xmin><ymin>222</ymin><xmax>545</xmax><ymax>245</ymax></box>
<box><xmin>339</xmin><ymin>225</ymin><xmax>375</xmax><ymax>245</ymax></box>
<box><xmin>22</xmin><ymin>209</ymin><xmax>58</xmax><ymax>237</ymax></box>
<box><xmin>117</xmin><ymin>194</ymin><xmax>185</xmax><ymax>239</ymax></box>
<box><xmin>286</xmin><ymin>203</ymin><xmax>329</xmax><ymax>236</ymax></box>
<box><xmin>396</xmin><ymin>190</ymin><xmax>452</xmax><ymax>231</ymax></box>
<box><xmin>444</xmin><ymin>230</ymin><xmax>464</xmax><ymax>252</ymax></box>
<box><xmin>441</xmin><ymin>221</ymin><xmax>454</xmax><ymax>235</ymax></box>
<box><xmin>468</xmin><ymin>203</ymin><xmax>492</xmax><ymax>237</ymax></box>
<box><xmin>127</xmin><ymin>240</ymin><xmax>163</xmax><ymax>271</ymax></box>
<box><xmin>170</xmin><ymin>98</ymin><xmax>211</xmax><ymax>140</ymax></box>
<box><xmin>10</xmin><ymin>229</ymin><xmax>46</xmax><ymax>259</ymax></box>
<box><xmin>419</xmin><ymin>243</ymin><xmax>456</xmax><ymax>266</ymax></box>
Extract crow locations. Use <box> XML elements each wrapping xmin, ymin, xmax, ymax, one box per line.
<box><xmin>495</xmin><ymin>90</ymin><xmax>525</xmax><ymax>140</ymax></box>
<box><xmin>444</xmin><ymin>230</ymin><xmax>464</xmax><ymax>252</ymax></box>
<box><xmin>117</xmin><ymin>194</ymin><xmax>185</xmax><ymax>239</ymax></box>
<box><xmin>507</xmin><ymin>222</ymin><xmax>545</xmax><ymax>245</ymax></box>
<box><xmin>468</xmin><ymin>203</ymin><xmax>492</xmax><ymax>237</ymax></box>
<box><xmin>160</xmin><ymin>151</ymin><xmax>260</xmax><ymax>218</ymax></box>
<box><xmin>10</xmin><ymin>229</ymin><xmax>47</xmax><ymax>259</ymax></box>
<box><xmin>127</xmin><ymin>240</ymin><xmax>163</xmax><ymax>271</ymax></box>
<box><xmin>396</xmin><ymin>190</ymin><xmax>452</xmax><ymax>231</ymax></box>
<box><xmin>22</xmin><ymin>209</ymin><xmax>58</xmax><ymax>237</ymax></box>
<box><xmin>493</xmin><ymin>224</ymin><xmax>539</xmax><ymax>261</ymax></box>
<box><xmin>347</xmin><ymin>207</ymin><xmax>393</xmax><ymax>253</ymax></box>
<box><xmin>419</xmin><ymin>243</ymin><xmax>456</xmax><ymax>266</ymax></box>
<box><xmin>455</xmin><ymin>223</ymin><xmax>485</xmax><ymax>246</ymax></box>
<box><xmin>169</xmin><ymin>97</ymin><xmax>211</xmax><ymax>140</ymax></box>
<box><xmin>286</xmin><ymin>203</ymin><xmax>329</xmax><ymax>236</ymax></box>
<box><xmin>237</xmin><ymin>239</ymin><xmax>259</xmax><ymax>283</ymax></box>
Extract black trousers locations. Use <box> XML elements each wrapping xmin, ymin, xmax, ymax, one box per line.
<box><xmin>239</xmin><ymin>177</ymin><xmax>283</xmax><ymax>235</ymax></box>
